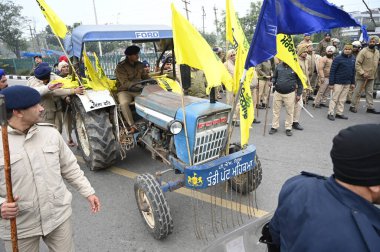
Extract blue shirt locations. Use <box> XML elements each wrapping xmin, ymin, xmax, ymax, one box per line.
<box><xmin>270</xmin><ymin>174</ymin><xmax>380</xmax><ymax>252</ymax></box>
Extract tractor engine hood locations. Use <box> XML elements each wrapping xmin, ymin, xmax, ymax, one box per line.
<box><xmin>135</xmin><ymin>85</ymin><xmax>232</xmax><ymax>165</ymax></box>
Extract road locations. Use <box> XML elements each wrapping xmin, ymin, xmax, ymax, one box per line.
<box><xmin>1</xmin><ymin>79</ymin><xmax>379</xmax><ymax>251</ymax></box>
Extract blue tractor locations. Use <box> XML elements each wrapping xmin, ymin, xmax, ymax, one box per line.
<box><xmin>65</xmin><ymin>25</ymin><xmax>262</xmax><ymax>240</ymax></box>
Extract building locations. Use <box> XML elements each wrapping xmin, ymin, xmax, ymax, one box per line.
<box><xmin>340</xmin><ymin>8</ymin><xmax>380</xmax><ymax>41</ymax></box>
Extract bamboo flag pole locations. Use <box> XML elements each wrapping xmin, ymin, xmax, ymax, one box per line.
<box><xmin>0</xmin><ymin>95</ymin><xmax>18</xmax><ymax>252</ymax></box>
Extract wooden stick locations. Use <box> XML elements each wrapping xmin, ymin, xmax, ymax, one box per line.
<box><xmin>0</xmin><ymin>95</ymin><xmax>18</xmax><ymax>252</ymax></box>
<box><xmin>263</xmin><ymin>84</ymin><xmax>272</xmax><ymax>136</ymax></box>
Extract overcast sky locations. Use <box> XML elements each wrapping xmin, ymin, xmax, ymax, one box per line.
<box><xmin>11</xmin><ymin>0</ymin><xmax>380</xmax><ymax>36</ymax></box>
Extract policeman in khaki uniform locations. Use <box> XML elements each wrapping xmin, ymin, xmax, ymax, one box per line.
<box><xmin>255</xmin><ymin>60</ymin><xmax>272</xmax><ymax>109</ymax></box>
<box><xmin>115</xmin><ymin>45</ymin><xmax>150</xmax><ymax>132</ymax></box>
<box><xmin>27</xmin><ymin>63</ymin><xmax>84</xmax><ymax>133</ymax></box>
<box><xmin>0</xmin><ymin>85</ymin><xmax>100</xmax><ymax>252</ymax></box>
<box><xmin>349</xmin><ymin>36</ymin><xmax>380</xmax><ymax>114</ymax></box>
<box><xmin>269</xmin><ymin>61</ymin><xmax>303</xmax><ymax>136</ymax></box>
<box><xmin>314</xmin><ymin>46</ymin><xmax>335</xmax><ymax>108</ymax></box>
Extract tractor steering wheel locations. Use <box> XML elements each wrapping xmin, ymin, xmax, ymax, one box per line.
<box><xmin>128</xmin><ymin>78</ymin><xmax>157</xmax><ymax>92</ymax></box>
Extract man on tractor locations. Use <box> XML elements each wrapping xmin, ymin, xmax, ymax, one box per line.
<box><xmin>115</xmin><ymin>45</ymin><xmax>150</xmax><ymax>133</ymax></box>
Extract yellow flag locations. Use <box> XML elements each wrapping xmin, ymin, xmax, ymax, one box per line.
<box><xmin>93</xmin><ymin>52</ymin><xmax>117</xmax><ymax>91</ymax></box>
<box><xmin>83</xmin><ymin>50</ymin><xmax>110</xmax><ymax>90</ymax></box>
<box><xmin>154</xmin><ymin>75</ymin><xmax>183</xmax><ymax>94</ymax></box>
<box><xmin>171</xmin><ymin>4</ymin><xmax>233</xmax><ymax>94</ymax></box>
<box><xmin>276</xmin><ymin>34</ymin><xmax>308</xmax><ymax>88</ymax></box>
<box><xmin>36</xmin><ymin>0</ymin><xmax>68</xmax><ymax>38</ymax></box>
<box><xmin>226</xmin><ymin>0</ymin><xmax>254</xmax><ymax>146</ymax></box>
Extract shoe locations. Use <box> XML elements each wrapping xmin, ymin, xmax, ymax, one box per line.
<box><xmin>335</xmin><ymin>114</ymin><xmax>348</xmax><ymax>119</ymax></box>
<box><xmin>263</xmin><ymin>104</ymin><xmax>270</xmax><ymax>109</ymax></box>
<box><xmin>320</xmin><ymin>103</ymin><xmax>328</xmax><ymax>108</ymax></box>
<box><xmin>345</xmin><ymin>100</ymin><xmax>351</xmax><ymax>104</ymax></box>
<box><xmin>366</xmin><ymin>108</ymin><xmax>380</xmax><ymax>114</ymax></box>
<box><xmin>269</xmin><ymin>128</ymin><xmax>277</xmax><ymax>135</ymax></box>
<box><xmin>292</xmin><ymin>122</ymin><xmax>304</xmax><ymax>130</ymax></box>
<box><xmin>313</xmin><ymin>104</ymin><xmax>321</xmax><ymax>108</ymax></box>
<box><xmin>308</xmin><ymin>96</ymin><xmax>315</xmax><ymax>101</ymax></box>
<box><xmin>257</xmin><ymin>104</ymin><xmax>265</xmax><ymax>109</ymax></box>
<box><xmin>349</xmin><ymin>107</ymin><xmax>357</xmax><ymax>113</ymax></box>
<box><xmin>252</xmin><ymin>119</ymin><xmax>261</xmax><ymax>124</ymax></box>
<box><xmin>285</xmin><ymin>129</ymin><xmax>293</xmax><ymax>136</ymax></box>
<box><xmin>233</xmin><ymin>121</ymin><xmax>240</xmax><ymax>127</ymax></box>
<box><xmin>327</xmin><ymin>114</ymin><xmax>335</xmax><ymax>121</ymax></box>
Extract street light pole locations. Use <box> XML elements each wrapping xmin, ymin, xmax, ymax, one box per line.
<box><xmin>92</xmin><ymin>0</ymin><xmax>103</xmax><ymax>56</ymax></box>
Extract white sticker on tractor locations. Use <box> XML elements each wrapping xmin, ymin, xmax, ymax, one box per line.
<box><xmin>77</xmin><ymin>89</ymin><xmax>116</xmax><ymax>112</ymax></box>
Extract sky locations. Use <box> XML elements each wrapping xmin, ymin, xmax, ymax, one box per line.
<box><xmin>11</xmin><ymin>0</ymin><xmax>380</xmax><ymax>37</ymax></box>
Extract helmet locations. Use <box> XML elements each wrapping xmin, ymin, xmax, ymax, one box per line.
<box><xmin>352</xmin><ymin>41</ymin><xmax>361</xmax><ymax>47</ymax></box>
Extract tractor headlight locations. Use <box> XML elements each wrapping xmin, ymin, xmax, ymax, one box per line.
<box><xmin>169</xmin><ymin>120</ymin><xmax>182</xmax><ymax>135</ymax></box>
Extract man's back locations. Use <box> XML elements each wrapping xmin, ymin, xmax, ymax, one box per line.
<box><xmin>269</xmin><ymin>174</ymin><xmax>380</xmax><ymax>252</ymax></box>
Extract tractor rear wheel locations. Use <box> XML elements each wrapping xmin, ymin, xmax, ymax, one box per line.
<box><xmin>71</xmin><ymin>96</ymin><xmax>118</xmax><ymax>170</ymax></box>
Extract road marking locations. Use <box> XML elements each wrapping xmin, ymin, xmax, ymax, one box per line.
<box><xmin>76</xmin><ymin>155</ymin><xmax>268</xmax><ymax>217</ymax></box>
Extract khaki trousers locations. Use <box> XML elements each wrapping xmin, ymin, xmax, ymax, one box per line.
<box><xmin>346</xmin><ymin>85</ymin><xmax>355</xmax><ymax>102</ymax></box>
<box><xmin>293</xmin><ymin>93</ymin><xmax>303</xmax><ymax>123</ymax></box>
<box><xmin>271</xmin><ymin>91</ymin><xmax>295</xmax><ymax>130</ymax></box>
<box><xmin>328</xmin><ymin>84</ymin><xmax>350</xmax><ymax>115</ymax></box>
<box><xmin>351</xmin><ymin>78</ymin><xmax>375</xmax><ymax>109</ymax></box>
<box><xmin>117</xmin><ymin>91</ymin><xmax>140</xmax><ymax>126</ymax></box>
<box><xmin>314</xmin><ymin>79</ymin><xmax>330</xmax><ymax>105</ymax></box>
<box><xmin>257</xmin><ymin>79</ymin><xmax>270</xmax><ymax>105</ymax></box>
<box><xmin>4</xmin><ymin>218</ymin><xmax>74</xmax><ymax>252</ymax></box>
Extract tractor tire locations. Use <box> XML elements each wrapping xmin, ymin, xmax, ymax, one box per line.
<box><xmin>229</xmin><ymin>144</ymin><xmax>263</xmax><ymax>194</ymax></box>
<box><xmin>134</xmin><ymin>173</ymin><xmax>173</xmax><ymax>240</ymax></box>
<box><xmin>71</xmin><ymin>96</ymin><xmax>118</xmax><ymax>171</ymax></box>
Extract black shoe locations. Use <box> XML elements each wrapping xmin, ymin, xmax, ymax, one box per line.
<box><xmin>286</xmin><ymin>129</ymin><xmax>293</xmax><ymax>136</ymax></box>
<box><xmin>327</xmin><ymin>114</ymin><xmax>335</xmax><ymax>121</ymax></box>
<box><xmin>233</xmin><ymin>121</ymin><xmax>240</xmax><ymax>127</ymax></box>
<box><xmin>308</xmin><ymin>96</ymin><xmax>315</xmax><ymax>101</ymax></box>
<box><xmin>252</xmin><ymin>119</ymin><xmax>261</xmax><ymax>124</ymax></box>
<box><xmin>345</xmin><ymin>100</ymin><xmax>351</xmax><ymax>104</ymax></box>
<box><xmin>313</xmin><ymin>104</ymin><xmax>321</xmax><ymax>108</ymax></box>
<box><xmin>320</xmin><ymin>103</ymin><xmax>328</xmax><ymax>108</ymax></box>
<box><xmin>335</xmin><ymin>114</ymin><xmax>348</xmax><ymax>119</ymax></box>
<box><xmin>349</xmin><ymin>107</ymin><xmax>357</xmax><ymax>113</ymax></box>
<box><xmin>292</xmin><ymin>122</ymin><xmax>304</xmax><ymax>130</ymax></box>
<box><xmin>257</xmin><ymin>105</ymin><xmax>265</xmax><ymax>109</ymax></box>
<box><xmin>269</xmin><ymin>128</ymin><xmax>277</xmax><ymax>135</ymax></box>
<box><xmin>366</xmin><ymin>108</ymin><xmax>380</xmax><ymax>114</ymax></box>
<box><xmin>262</xmin><ymin>104</ymin><xmax>270</xmax><ymax>109</ymax></box>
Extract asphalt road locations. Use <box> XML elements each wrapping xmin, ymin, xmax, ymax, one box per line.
<box><xmin>1</xmin><ymin>79</ymin><xmax>379</xmax><ymax>251</ymax></box>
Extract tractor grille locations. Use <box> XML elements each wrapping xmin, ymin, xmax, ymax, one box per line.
<box><xmin>193</xmin><ymin>111</ymin><xmax>229</xmax><ymax>164</ymax></box>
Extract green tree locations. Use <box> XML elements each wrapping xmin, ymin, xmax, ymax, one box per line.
<box><xmin>202</xmin><ymin>32</ymin><xmax>217</xmax><ymax>46</ymax></box>
<box><xmin>216</xmin><ymin>1</ymin><xmax>262</xmax><ymax>45</ymax></box>
<box><xmin>0</xmin><ymin>0</ymin><xmax>28</xmax><ymax>58</ymax></box>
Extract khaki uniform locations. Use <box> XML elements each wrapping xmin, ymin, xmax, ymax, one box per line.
<box><xmin>307</xmin><ymin>52</ymin><xmax>318</xmax><ymax>90</ymax></box>
<box><xmin>115</xmin><ymin>60</ymin><xmax>150</xmax><ymax>126</ymax></box>
<box><xmin>255</xmin><ymin>60</ymin><xmax>272</xmax><ymax>106</ymax></box>
<box><xmin>314</xmin><ymin>56</ymin><xmax>333</xmax><ymax>106</ymax></box>
<box><xmin>188</xmin><ymin>69</ymin><xmax>207</xmax><ymax>98</ymax></box>
<box><xmin>351</xmin><ymin>47</ymin><xmax>380</xmax><ymax>110</ymax></box>
<box><xmin>0</xmin><ymin>124</ymin><xmax>94</xmax><ymax>248</ymax></box>
<box><xmin>316</xmin><ymin>40</ymin><xmax>332</xmax><ymax>57</ymax></box>
<box><xmin>272</xmin><ymin>91</ymin><xmax>296</xmax><ymax>130</ymax></box>
<box><xmin>27</xmin><ymin>74</ymin><xmax>72</xmax><ymax>133</ymax></box>
<box><xmin>328</xmin><ymin>84</ymin><xmax>350</xmax><ymax>115</ymax></box>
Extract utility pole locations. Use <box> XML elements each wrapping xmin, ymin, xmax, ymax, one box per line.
<box><xmin>182</xmin><ymin>0</ymin><xmax>190</xmax><ymax>20</ymax></box>
<box><xmin>202</xmin><ymin>6</ymin><xmax>206</xmax><ymax>34</ymax></box>
<box><xmin>92</xmin><ymin>0</ymin><xmax>103</xmax><ymax>56</ymax></box>
<box><xmin>28</xmin><ymin>25</ymin><xmax>37</xmax><ymax>53</ymax></box>
<box><xmin>213</xmin><ymin>5</ymin><xmax>219</xmax><ymax>42</ymax></box>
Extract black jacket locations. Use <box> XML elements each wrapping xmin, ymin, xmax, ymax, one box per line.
<box><xmin>272</xmin><ymin>63</ymin><xmax>303</xmax><ymax>96</ymax></box>
<box><xmin>329</xmin><ymin>53</ymin><xmax>355</xmax><ymax>85</ymax></box>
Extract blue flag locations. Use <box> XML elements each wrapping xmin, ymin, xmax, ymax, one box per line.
<box><xmin>245</xmin><ymin>0</ymin><xmax>361</xmax><ymax>68</ymax></box>
<box><xmin>360</xmin><ymin>25</ymin><xmax>369</xmax><ymax>43</ymax></box>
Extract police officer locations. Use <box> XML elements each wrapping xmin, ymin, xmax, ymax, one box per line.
<box><xmin>27</xmin><ymin>63</ymin><xmax>84</xmax><ymax>133</ymax></box>
<box><xmin>115</xmin><ymin>45</ymin><xmax>150</xmax><ymax>133</ymax></box>
<box><xmin>269</xmin><ymin>61</ymin><xmax>303</xmax><ymax>136</ymax></box>
<box><xmin>269</xmin><ymin>123</ymin><xmax>380</xmax><ymax>251</ymax></box>
<box><xmin>349</xmin><ymin>36</ymin><xmax>380</xmax><ymax>114</ymax></box>
<box><xmin>0</xmin><ymin>85</ymin><xmax>100</xmax><ymax>252</ymax></box>
<box><xmin>316</xmin><ymin>33</ymin><xmax>332</xmax><ymax>57</ymax></box>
